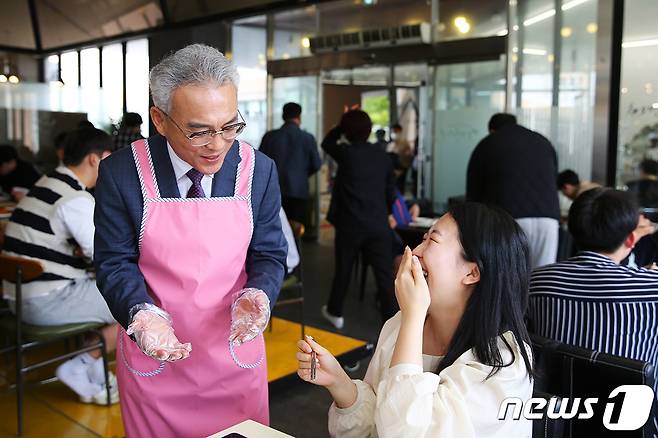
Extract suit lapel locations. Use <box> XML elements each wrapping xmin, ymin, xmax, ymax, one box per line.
<box><xmin>211</xmin><ymin>140</ymin><xmax>241</xmax><ymax>197</ymax></box>
<box><xmin>147</xmin><ymin>135</ymin><xmax>181</xmax><ymax>198</ymax></box>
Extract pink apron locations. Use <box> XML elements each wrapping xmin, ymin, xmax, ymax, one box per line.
<box><xmin>116</xmin><ymin>139</ymin><xmax>268</xmax><ymax>437</ymax></box>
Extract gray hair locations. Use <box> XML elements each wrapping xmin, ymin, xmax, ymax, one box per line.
<box><xmin>150</xmin><ymin>44</ymin><xmax>239</xmax><ymax>112</ymax></box>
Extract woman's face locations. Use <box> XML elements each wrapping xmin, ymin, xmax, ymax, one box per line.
<box><xmin>412</xmin><ymin>213</ymin><xmax>479</xmax><ymax>310</ymax></box>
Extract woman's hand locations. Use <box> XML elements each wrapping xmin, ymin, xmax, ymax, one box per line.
<box><xmin>394</xmin><ymin>247</ymin><xmax>431</xmax><ymax>320</ymax></box>
<box><xmin>297</xmin><ymin>335</ymin><xmax>358</xmax><ymax>408</ymax></box>
<box><xmin>297</xmin><ymin>336</ymin><xmax>345</xmax><ymax>387</ymax></box>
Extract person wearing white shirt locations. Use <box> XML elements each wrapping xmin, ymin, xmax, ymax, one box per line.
<box><xmin>279</xmin><ymin>208</ymin><xmax>300</xmax><ymax>273</ymax></box>
<box><xmin>297</xmin><ymin>202</ymin><xmax>534</xmax><ymax>437</ymax></box>
<box><xmin>2</xmin><ymin>127</ymin><xmax>118</xmax><ymax>405</ymax></box>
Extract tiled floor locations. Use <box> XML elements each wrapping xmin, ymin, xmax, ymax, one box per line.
<box><xmin>0</xmin><ymin>226</ymin><xmax>387</xmax><ymax>437</ymax></box>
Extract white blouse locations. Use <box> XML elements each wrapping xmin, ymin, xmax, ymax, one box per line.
<box><xmin>328</xmin><ymin>313</ymin><xmax>533</xmax><ymax>438</ymax></box>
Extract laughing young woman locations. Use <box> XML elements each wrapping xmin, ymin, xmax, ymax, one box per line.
<box><xmin>297</xmin><ymin>202</ymin><xmax>534</xmax><ymax>437</ymax></box>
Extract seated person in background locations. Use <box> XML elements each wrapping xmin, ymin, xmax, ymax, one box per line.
<box><xmin>388</xmin><ymin>189</ymin><xmax>420</xmax><ymax>274</ymax></box>
<box><xmin>528</xmin><ymin>188</ymin><xmax>658</xmax><ymax>433</ymax></box>
<box><xmin>624</xmin><ymin>213</ymin><xmax>658</xmax><ymax>268</ymax></box>
<box><xmin>113</xmin><ymin>112</ymin><xmax>145</xmax><ymax>151</ymax></box>
<box><xmin>557</xmin><ymin>169</ymin><xmax>600</xmax><ymax>201</ymax></box>
<box><xmin>2</xmin><ymin>128</ymin><xmax>118</xmax><ymax>405</ymax></box>
<box><xmin>0</xmin><ymin>144</ymin><xmax>41</xmax><ymax>200</ymax></box>
<box><xmin>626</xmin><ymin>159</ymin><xmax>658</xmax><ymax>208</ymax></box>
<box><xmin>298</xmin><ymin>202</ymin><xmax>534</xmax><ymax>438</ymax></box>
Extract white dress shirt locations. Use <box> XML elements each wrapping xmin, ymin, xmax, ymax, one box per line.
<box><xmin>167</xmin><ymin>142</ymin><xmax>214</xmax><ymax>197</ymax></box>
<box><xmin>328</xmin><ymin>312</ymin><xmax>533</xmax><ymax>438</ymax></box>
<box><xmin>279</xmin><ymin>208</ymin><xmax>299</xmax><ymax>273</ymax></box>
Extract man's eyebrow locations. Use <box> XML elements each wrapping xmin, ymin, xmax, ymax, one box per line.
<box><xmin>186</xmin><ymin>114</ymin><xmax>239</xmax><ymax>130</ymax></box>
<box><xmin>186</xmin><ymin>121</ymin><xmax>213</xmax><ymax>130</ymax></box>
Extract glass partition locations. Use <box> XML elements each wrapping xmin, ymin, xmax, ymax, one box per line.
<box><xmin>126</xmin><ymin>39</ymin><xmax>150</xmax><ymax>135</ymax></box>
<box><xmin>617</xmin><ymin>0</ymin><xmax>658</xmax><ymax>186</ymax></box>
<box><xmin>433</xmin><ymin>58</ymin><xmax>506</xmax><ymax>211</ymax></box>
<box><xmin>512</xmin><ymin>0</ymin><xmax>598</xmax><ymax>182</ymax></box>
<box><xmin>233</xmin><ymin>17</ymin><xmax>267</xmax><ymax>148</ymax></box>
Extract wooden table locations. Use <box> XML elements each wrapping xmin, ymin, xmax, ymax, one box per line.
<box><xmin>209</xmin><ymin>420</ymin><xmax>293</xmax><ymax>438</ymax></box>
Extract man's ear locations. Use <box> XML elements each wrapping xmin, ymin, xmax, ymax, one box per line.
<box><xmin>625</xmin><ymin>231</ymin><xmax>638</xmax><ymax>249</ymax></box>
<box><xmin>150</xmin><ymin>106</ymin><xmax>166</xmax><ymax>136</ymax></box>
<box><xmin>463</xmin><ymin>263</ymin><xmax>481</xmax><ymax>286</ymax></box>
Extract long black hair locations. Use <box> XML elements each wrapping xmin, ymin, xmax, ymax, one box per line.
<box><xmin>434</xmin><ymin>202</ymin><xmax>534</xmax><ymax>380</ymax></box>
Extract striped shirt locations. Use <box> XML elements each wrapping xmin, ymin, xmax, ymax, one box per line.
<box><xmin>528</xmin><ymin>251</ymin><xmax>658</xmax><ymax>434</ymax></box>
<box><xmin>2</xmin><ymin>167</ymin><xmax>93</xmax><ymax>299</ymax></box>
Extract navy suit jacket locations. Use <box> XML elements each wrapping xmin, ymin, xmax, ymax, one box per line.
<box><xmin>94</xmin><ymin>135</ymin><xmax>287</xmax><ymax>329</ymax></box>
<box><xmin>259</xmin><ymin>122</ymin><xmax>321</xmax><ymax>199</ymax></box>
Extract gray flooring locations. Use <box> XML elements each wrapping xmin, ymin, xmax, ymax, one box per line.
<box><xmin>269</xmin><ymin>233</ymin><xmax>386</xmax><ymax>438</ymax></box>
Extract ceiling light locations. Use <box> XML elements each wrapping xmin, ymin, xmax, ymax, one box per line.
<box><xmin>0</xmin><ymin>75</ymin><xmax>7</xmax><ymax>83</ymax></box>
<box><xmin>562</xmin><ymin>0</ymin><xmax>590</xmax><ymax>11</ymax></box>
<box><xmin>8</xmin><ymin>75</ymin><xmax>19</xmax><ymax>84</ymax></box>
<box><xmin>653</xmin><ymin>103</ymin><xmax>658</xmax><ymax>109</ymax></box>
<box><xmin>547</xmin><ymin>54</ymin><xmax>555</xmax><ymax>62</ymax></box>
<box><xmin>621</xmin><ymin>87</ymin><xmax>628</xmax><ymax>94</ymax></box>
<box><xmin>524</xmin><ymin>9</ymin><xmax>555</xmax><ymax>26</ymax></box>
<box><xmin>561</xmin><ymin>27</ymin><xmax>573</xmax><ymax>37</ymax></box>
<box><xmin>523</xmin><ymin>48</ymin><xmax>548</xmax><ymax>56</ymax></box>
<box><xmin>524</xmin><ymin>0</ymin><xmax>591</xmax><ymax>28</ymax></box>
<box><xmin>453</xmin><ymin>16</ymin><xmax>471</xmax><ymax>34</ymax></box>
<box><xmin>622</xmin><ymin>38</ymin><xmax>658</xmax><ymax>48</ymax></box>
<box><xmin>301</xmin><ymin>37</ymin><xmax>310</xmax><ymax>48</ymax></box>
<box><xmin>586</xmin><ymin>23</ymin><xmax>598</xmax><ymax>33</ymax></box>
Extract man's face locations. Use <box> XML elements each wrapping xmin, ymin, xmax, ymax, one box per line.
<box><xmin>560</xmin><ymin>184</ymin><xmax>578</xmax><ymax>200</ymax></box>
<box><xmin>152</xmin><ymin>83</ymin><xmax>238</xmax><ymax>175</ymax></box>
<box><xmin>0</xmin><ymin>160</ymin><xmax>16</xmax><ymax>176</ymax></box>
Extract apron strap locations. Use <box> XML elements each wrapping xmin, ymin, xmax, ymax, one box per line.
<box><xmin>235</xmin><ymin>141</ymin><xmax>255</xmax><ymax>200</ymax></box>
<box><xmin>131</xmin><ymin>139</ymin><xmax>161</xmax><ymax>200</ymax></box>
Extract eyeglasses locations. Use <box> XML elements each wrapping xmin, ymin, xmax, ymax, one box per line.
<box><xmin>158</xmin><ymin>108</ymin><xmax>247</xmax><ymax>147</ymax></box>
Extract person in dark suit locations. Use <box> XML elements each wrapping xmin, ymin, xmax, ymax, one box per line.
<box><xmin>466</xmin><ymin>113</ymin><xmax>560</xmax><ymax>269</ymax></box>
<box><xmin>321</xmin><ymin>109</ymin><xmax>397</xmax><ymax>329</ymax></box>
<box><xmin>259</xmin><ymin>102</ymin><xmax>322</xmax><ymax>223</ymax></box>
<box><xmin>93</xmin><ymin>44</ymin><xmax>286</xmax><ymax>436</ymax></box>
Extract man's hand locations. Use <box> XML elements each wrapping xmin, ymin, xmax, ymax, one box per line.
<box><xmin>127</xmin><ymin>309</ymin><xmax>192</xmax><ymax>362</ymax></box>
<box><xmin>230</xmin><ymin>288</ymin><xmax>270</xmax><ymax>346</ymax></box>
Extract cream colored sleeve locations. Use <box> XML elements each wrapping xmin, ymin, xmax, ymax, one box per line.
<box><xmin>327</xmin><ymin>314</ymin><xmax>401</xmax><ymax>438</ymax></box>
<box><xmin>373</xmin><ymin>340</ymin><xmax>533</xmax><ymax>438</ymax></box>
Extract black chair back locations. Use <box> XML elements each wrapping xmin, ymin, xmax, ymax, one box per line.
<box><xmin>531</xmin><ymin>334</ymin><xmax>656</xmax><ymax>438</ymax></box>
<box><xmin>532</xmin><ymin>390</ymin><xmax>566</xmax><ymax>438</ymax></box>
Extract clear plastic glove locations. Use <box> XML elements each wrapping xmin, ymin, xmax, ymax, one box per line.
<box><xmin>126</xmin><ymin>308</ymin><xmax>192</xmax><ymax>362</ymax></box>
<box><xmin>230</xmin><ymin>288</ymin><xmax>270</xmax><ymax>346</ymax></box>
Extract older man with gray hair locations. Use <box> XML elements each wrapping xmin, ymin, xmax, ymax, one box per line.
<box><xmin>94</xmin><ymin>44</ymin><xmax>287</xmax><ymax>436</ymax></box>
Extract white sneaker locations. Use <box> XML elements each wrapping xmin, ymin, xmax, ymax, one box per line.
<box><xmin>321</xmin><ymin>305</ymin><xmax>344</xmax><ymax>329</ymax></box>
<box><xmin>80</xmin><ymin>372</ymin><xmax>119</xmax><ymax>405</ymax></box>
<box><xmin>56</xmin><ymin>354</ymin><xmax>102</xmax><ymax>398</ymax></box>
<box><xmin>86</xmin><ymin>356</ymin><xmax>109</xmax><ymax>385</ymax></box>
